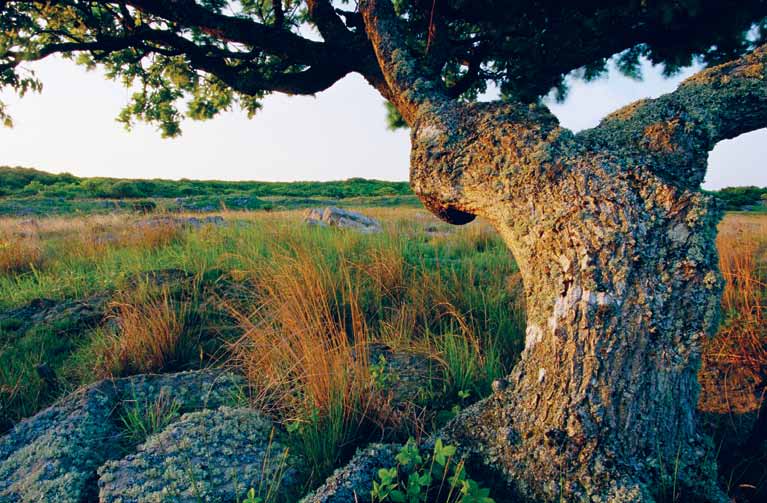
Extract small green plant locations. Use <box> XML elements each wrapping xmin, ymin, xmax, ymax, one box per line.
<box><xmin>370</xmin><ymin>354</ymin><xmax>390</xmax><ymax>389</ymax></box>
<box><xmin>118</xmin><ymin>388</ymin><xmax>181</xmax><ymax>447</ymax></box>
<box><xmin>371</xmin><ymin>438</ymin><xmax>494</xmax><ymax>503</ymax></box>
<box><xmin>234</xmin><ymin>428</ymin><xmax>293</xmax><ymax>503</ymax></box>
<box><xmin>242</xmin><ymin>488</ymin><xmax>263</xmax><ymax>503</ymax></box>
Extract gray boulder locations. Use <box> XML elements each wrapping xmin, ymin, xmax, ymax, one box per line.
<box><xmin>304</xmin><ymin>207</ymin><xmax>382</xmax><ymax>233</ymax></box>
<box><xmin>98</xmin><ymin>407</ymin><xmax>302</xmax><ymax>503</ymax></box>
<box><xmin>0</xmin><ymin>370</ymin><xmax>246</xmax><ymax>502</ymax></box>
<box><xmin>0</xmin><ymin>380</ymin><xmax>120</xmax><ymax>502</ymax></box>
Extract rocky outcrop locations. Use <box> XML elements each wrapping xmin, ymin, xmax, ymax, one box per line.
<box><xmin>0</xmin><ymin>294</ymin><xmax>108</xmax><ymax>336</ymax></box>
<box><xmin>0</xmin><ymin>380</ymin><xmax>120</xmax><ymax>502</ymax></box>
<box><xmin>0</xmin><ymin>370</ymin><xmax>264</xmax><ymax>503</ymax></box>
<box><xmin>304</xmin><ymin>207</ymin><xmax>382</xmax><ymax>233</ymax></box>
<box><xmin>99</xmin><ymin>407</ymin><xmax>302</xmax><ymax>503</ymax></box>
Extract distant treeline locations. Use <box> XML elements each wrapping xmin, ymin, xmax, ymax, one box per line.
<box><xmin>705</xmin><ymin>186</ymin><xmax>767</xmax><ymax>211</ymax></box>
<box><xmin>0</xmin><ymin>166</ymin><xmax>411</xmax><ymax>199</ymax></box>
<box><xmin>1</xmin><ymin>166</ymin><xmax>764</xmax><ymax>211</ymax></box>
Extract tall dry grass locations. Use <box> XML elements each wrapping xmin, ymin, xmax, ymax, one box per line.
<box><xmin>704</xmin><ymin>214</ymin><xmax>767</xmax><ymax>391</ymax></box>
<box><xmin>224</xmin><ymin>219</ymin><xmax>520</xmax><ymax>480</ymax></box>
<box><xmin>231</xmin><ymin>247</ymin><xmax>382</xmax><ymax>478</ymax></box>
<box><xmin>0</xmin><ymin>214</ymin><xmax>185</xmax><ymax>267</ymax></box>
<box><xmin>697</xmin><ymin>214</ymin><xmax>767</xmax><ymax>499</ymax></box>
<box><xmin>87</xmin><ymin>285</ymin><xmax>199</xmax><ymax>378</ymax></box>
<box><xmin>0</xmin><ymin>226</ymin><xmax>43</xmax><ymax>274</ymax></box>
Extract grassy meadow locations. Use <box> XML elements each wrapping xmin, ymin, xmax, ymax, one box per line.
<box><xmin>0</xmin><ymin>207</ymin><xmax>765</xmax><ymax>495</ymax></box>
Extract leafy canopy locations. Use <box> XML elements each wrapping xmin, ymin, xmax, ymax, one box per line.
<box><xmin>2</xmin><ymin>0</ymin><xmax>766</xmax><ymax>135</ymax></box>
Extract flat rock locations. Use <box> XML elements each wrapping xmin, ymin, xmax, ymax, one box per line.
<box><xmin>0</xmin><ymin>294</ymin><xmax>108</xmax><ymax>336</ymax></box>
<box><xmin>304</xmin><ymin>207</ymin><xmax>382</xmax><ymax>233</ymax></box>
<box><xmin>98</xmin><ymin>407</ymin><xmax>301</xmax><ymax>503</ymax></box>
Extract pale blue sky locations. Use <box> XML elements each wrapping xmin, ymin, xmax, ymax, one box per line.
<box><xmin>0</xmin><ymin>56</ymin><xmax>764</xmax><ymax>189</ymax></box>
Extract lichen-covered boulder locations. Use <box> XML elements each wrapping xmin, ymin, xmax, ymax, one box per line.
<box><xmin>0</xmin><ymin>369</ymin><xmax>246</xmax><ymax>502</ymax></box>
<box><xmin>98</xmin><ymin>407</ymin><xmax>302</xmax><ymax>503</ymax></box>
<box><xmin>299</xmin><ymin>444</ymin><xmax>398</xmax><ymax>503</ymax></box>
<box><xmin>367</xmin><ymin>344</ymin><xmax>437</xmax><ymax>405</ymax></box>
<box><xmin>113</xmin><ymin>369</ymin><xmax>245</xmax><ymax>413</ymax></box>
<box><xmin>0</xmin><ymin>380</ymin><xmax>120</xmax><ymax>502</ymax></box>
<box><xmin>304</xmin><ymin>207</ymin><xmax>383</xmax><ymax>233</ymax></box>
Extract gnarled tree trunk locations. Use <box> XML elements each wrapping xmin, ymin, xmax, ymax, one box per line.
<box><xmin>359</xmin><ymin>1</ymin><xmax>767</xmax><ymax>500</ymax></box>
<box><xmin>409</xmin><ymin>101</ymin><xmax>725</xmax><ymax>502</ymax></box>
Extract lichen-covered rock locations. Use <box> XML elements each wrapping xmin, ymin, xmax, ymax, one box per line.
<box><xmin>98</xmin><ymin>407</ymin><xmax>301</xmax><ymax>503</ymax></box>
<box><xmin>0</xmin><ymin>369</ymin><xmax>246</xmax><ymax>502</ymax></box>
<box><xmin>299</xmin><ymin>444</ymin><xmax>398</xmax><ymax>503</ymax></box>
<box><xmin>0</xmin><ymin>380</ymin><xmax>120</xmax><ymax>502</ymax></box>
<box><xmin>0</xmin><ymin>294</ymin><xmax>108</xmax><ymax>336</ymax></box>
<box><xmin>304</xmin><ymin>207</ymin><xmax>382</xmax><ymax>233</ymax></box>
<box><xmin>368</xmin><ymin>344</ymin><xmax>437</xmax><ymax>405</ymax></box>
<box><xmin>113</xmin><ymin>369</ymin><xmax>246</xmax><ymax>413</ymax></box>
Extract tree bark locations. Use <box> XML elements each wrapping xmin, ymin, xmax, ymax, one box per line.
<box><xmin>359</xmin><ymin>1</ymin><xmax>767</xmax><ymax>500</ymax></box>
<box><xmin>407</xmin><ymin>101</ymin><xmax>725</xmax><ymax>502</ymax></box>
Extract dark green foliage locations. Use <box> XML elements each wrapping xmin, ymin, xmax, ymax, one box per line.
<box><xmin>0</xmin><ymin>167</ymin><xmax>412</xmax><ymax>201</ymax></box>
<box><xmin>371</xmin><ymin>438</ymin><xmax>494</xmax><ymax>503</ymax></box>
<box><xmin>0</xmin><ymin>167</ymin><xmax>78</xmax><ymax>191</ymax></box>
<box><xmin>708</xmin><ymin>186</ymin><xmax>767</xmax><ymax>211</ymax></box>
<box><xmin>2</xmin><ymin>1</ymin><xmax>766</xmax><ymax>134</ymax></box>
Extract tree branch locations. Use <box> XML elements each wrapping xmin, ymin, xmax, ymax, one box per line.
<box><xmin>3</xmin><ymin>0</ymin><xmax>363</xmax><ymax>96</ymax></box>
<box><xmin>272</xmin><ymin>0</ymin><xmax>284</xmax><ymax>28</ymax></box>
<box><xmin>10</xmin><ymin>0</ymin><xmax>335</xmax><ymax>66</ymax></box>
<box><xmin>580</xmin><ymin>43</ymin><xmax>767</xmax><ymax>189</ymax></box>
<box><xmin>359</xmin><ymin>0</ymin><xmax>451</xmax><ymax>125</ymax></box>
<box><xmin>306</xmin><ymin>0</ymin><xmax>352</xmax><ymax>43</ymax></box>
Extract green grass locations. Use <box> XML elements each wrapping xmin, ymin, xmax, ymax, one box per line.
<box><xmin>0</xmin><ymin>209</ymin><xmax>524</xmax><ymax>463</ymax></box>
<box><xmin>118</xmin><ymin>388</ymin><xmax>182</xmax><ymax>447</ymax></box>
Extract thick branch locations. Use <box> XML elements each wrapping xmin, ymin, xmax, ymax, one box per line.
<box><xmin>581</xmin><ymin>43</ymin><xmax>767</xmax><ymax>188</ymax></box>
<box><xmin>306</xmin><ymin>0</ymin><xmax>352</xmax><ymax>43</ymax></box>
<box><xmin>359</xmin><ymin>0</ymin><xmax>451</xmax><ymax>124</ymax></box>
<box><xmin>124</xmin><ymin>0</ymin><xmax>328</xmax><ymax>64</ymax></box>
<box><xmin>8</xmin><ymin>0</ymin><xmax>348</xmax><ymax>72</ymax></box>
<box><xmin>4</xmin><ymin>0</ymin><xmax>360</xmax><ymax>96</ymax></box>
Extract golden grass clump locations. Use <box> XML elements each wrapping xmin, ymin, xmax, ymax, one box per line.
<box><xmin>232</xmin><ymin>246</ymin><xmax>373</xmax><ymax>416</ymax></box>
<box><xmin>89</xmin><ymin>286</ymin><xmax>196</xmax><ymax>378</ymax></box>
<box><xmin>708</xmin><ymin>215</ymin><xmax>766</xmax><ymax>378</ymax></box>
<box><xmin>0</xmin><ymin>233</ymin><xmax>43</xmax><ymax>274</ymax></box>
<box><xmin>231</xmin><ymin>247</ymin><xmax>380</xmax><ymax>477</ymax></box>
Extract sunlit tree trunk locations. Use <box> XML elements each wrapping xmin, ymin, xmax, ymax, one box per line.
<box><xmin>425</xmin><ymin>113</ymin><xmax>725</xmax><ymax>501</ymax></box>
<box><xmin>359</xmin><ymin>0</ymin><xmax>767</xmax><ymax>500</ymax></box>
